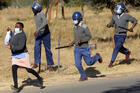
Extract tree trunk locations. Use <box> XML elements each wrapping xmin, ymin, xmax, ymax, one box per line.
<box><xmin>54</xmin><ymin>0</ymin><xmax>59</xmax><ymax>20</ymax></box>
<box><xmin>48</xmin><ymin>0</ymin><xmax>52</xmax><ymax>24</ymax></box>
<box><xmin>16</xmin><ymin>0</ymin><xmax>21</xmax><ymax>8</ymax></box>
<box><xmin>81</xmin><ymin>5</ymin><xmax>84</xmax><ymax>17</ymax></box>
<box><xmin>60</xmin><ymin>0</ymin><xmax>65</xmax><ymax>19</ymax></box>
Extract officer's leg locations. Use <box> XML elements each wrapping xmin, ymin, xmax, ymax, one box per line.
<box><xmin>82</xmin><ymin>47</ymin><xmax>100</xmax><ymax>66</ymax></box>
<box><xmin>119</xmin><ymin>45</ymin><xmax>129</xmax><ymax>54</ymax></box>
<box><xmin>110</xmin><ymin>35</ymin><xmax>122</xmax><ymax>62</ymax></box>
<box><xmin>118</xmin><ymin>36</ymin><xmax>130</xmax><ymax>60</ymax></box>
<box><xmin>74</xmin><ymin>48</ymin><xmax>86</xmax><ymax>79</ymax></box>
<box><xmin>34</xmin><ymin>36</ymin><xmax>41</xmax><ymax>64</ymax></box>
<box><xmin>42</xmin><ymin>33</ymin><xmax>54</xmax><ymax>66</ymax></box>
<box><xmin>119</xmin><ymin>36</ymin><xmax>129</xmax><ymax>54</ymax></box>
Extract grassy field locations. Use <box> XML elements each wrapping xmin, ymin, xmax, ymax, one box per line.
<box><xmin>0</xmin><ymin>6</ymin><xmax>140</xmax><ymax>91</ymax></box>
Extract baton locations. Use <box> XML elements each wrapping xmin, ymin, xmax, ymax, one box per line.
<box><xmin>55</xmin><ymin>43</ymin><xmax>97</xmax><ymax>50</ymax></box>
<box><xmin>118</xmin><ymin>26</ymin><xmax>129</xmax><ymax>31</ymax></box>
<box><xmin>55</xmin><ymin>45</ymin><xmax>70</xmax><ymax>49</ymax></box>
<box><xmin>55</xmin><ymin>41</ymin><xmax>89</xmax><ymax>49</ymax></box>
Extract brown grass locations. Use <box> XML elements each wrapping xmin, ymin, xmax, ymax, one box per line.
<box><xmin>0</xmin><ymin>6</ymin><xmax>140</xmax><ymax>91</ymax></box>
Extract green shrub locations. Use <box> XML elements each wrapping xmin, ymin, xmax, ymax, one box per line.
<box><xmin>0</xmin><ymin>0</ymin><xmax>11</xmax><ymax>9</ymax></box>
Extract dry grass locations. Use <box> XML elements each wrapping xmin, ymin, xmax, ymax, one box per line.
<box><xmin>0</xmin><ymin>6</ymin><xmax>140</xmax><ymax>91</ymax></box>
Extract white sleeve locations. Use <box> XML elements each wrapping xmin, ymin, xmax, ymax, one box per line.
<box><xmin>4</xmin><ymin>31</ymin><xmax>11</xmax><ymax>45</ymax></box>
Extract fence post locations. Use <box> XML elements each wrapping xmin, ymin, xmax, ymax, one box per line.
<box><xmin>58</xmin><ymin>40</ymin><xmax>60</xmax><ymax>72</ymax></box>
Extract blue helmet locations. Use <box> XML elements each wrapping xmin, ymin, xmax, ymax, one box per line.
<box><xmin>114</xmin><ymin>3</ymin><xmax>125</xmax><ymax>14</ymax></box>
<box><xmin>72</xmin><ymin>12</ymin><xmax>83</xmax><ymax>21</ymax></box>
<box><xmin>32</xmin><ymin>2</ymin><xmax>42</xmax><ymax>15</ymax></box>
<box><xmin>114</xmin><ymin>3</ymin><xmax>125</xmax><ymax>11</ymax></box>
<box><xmin>117</xmin><ymin>3</ymin><xmax>125</xmax><ymax>9</ymax></box>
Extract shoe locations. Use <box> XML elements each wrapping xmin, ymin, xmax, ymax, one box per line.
<box><xmin>11</xmin><ymin>85</ymin><xmax>18</xmax><ymax>92</ymax></box>
<box><xmin>79</xmin><ymin>77</ymin><xmax>88</xmax><ymax>81</ymax></box>
<box><xmin>96</xmin><ymin>53</ymin><xmax>103</xmax><ymax>63</ymax></box>
<box><xmin>125</xmin><ymin>51</ymin><xmax>131</xmax><ymax>61</ymax></box>
<box><xmin>38</xmin><ymin>77</ymin><xmax>44</xmax><ymax>88</ymax></box>
<box><xmin>108</xmin><ymin>62</ymin><xmax>113</xmax><ymax>68</ymax></box>
<box><xmin>47</xmin><ymin>66</ymin><xmax>54</xmax><ymax>72</ymax></box>
<box><xmin>32</xmin><ymin>63</ymin><xmax>38</xmax><ymax>69</ymax></box>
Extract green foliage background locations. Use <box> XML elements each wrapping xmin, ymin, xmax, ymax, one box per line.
<box><xmin>0</xmin><ymin>0</ymin><xmax>140</xmax><ymax>9</ymax></box>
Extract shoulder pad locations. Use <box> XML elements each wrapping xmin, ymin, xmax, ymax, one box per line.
<box><xmin>37</xmin><ymin>12</ymin><xmax>44</xmax><ymax>16</ymax></box>
<box><xmin>81</xmin><ymin>23</ymin><xmax>87</xmax><ymax>29</ymax></box>
<box><xmin>124</xmin><ymin>13</ymin><xmax>130</xmax><ymax>16</ymax></box>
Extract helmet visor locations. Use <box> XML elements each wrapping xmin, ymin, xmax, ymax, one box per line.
<box><xmin>114</xmin><ymin>5</ymin><xmax>123</xmax><ymax>12</ymax></box>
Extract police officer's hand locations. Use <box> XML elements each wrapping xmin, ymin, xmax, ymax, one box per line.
<box><xmin>107</xmin><ymin>24</ymin><xmax>111</xmax><ymax>28</ymax></box>
<box><xmin>68</xmin><ymin>43</ymin><xmax>73</xmax><ymax>47</ymax></box>
<box><xmin>129</xmin><ymin>28</ymin><xmax>134</xmax><ymax>32</ymax></box>
<box><xmin>34</xmin><ymin>31</ymin><xmax>38</xmax><ymax>36</ymax></box>
<box><xmin>78</xmin><ymin>40</ymin><xmax>81</xmax><ymax>44</ymax></box>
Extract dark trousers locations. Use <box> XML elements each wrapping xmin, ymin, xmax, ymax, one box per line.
<box><xmin>12</xmin><ymin>65</ymin><xmax>41</xmax><ymax>88</ymax></box>
<box><xmin>111</xmin><ymin>35</ymin><xmax>129</xmax><ymax>62</ymax></box>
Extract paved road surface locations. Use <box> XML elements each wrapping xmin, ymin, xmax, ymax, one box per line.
<box><xmin>4</xmin><ymin>75</ymin><xmax>140</xmax><ymax>93</ymax></box>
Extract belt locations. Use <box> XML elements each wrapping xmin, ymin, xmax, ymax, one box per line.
<box><xmin>119</xmin><ymin>32</ymin><xmax>126</xmax><ymax>34</ymax></box>
<box><xmin>78</xmin><ymin>41</ymin><xmax>88</xmax><ymax>46</ymax></box>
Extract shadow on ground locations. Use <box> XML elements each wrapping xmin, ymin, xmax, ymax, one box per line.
<box><xmin>113</xmin><ymin>58</ymin><xmax>140</xmax><ymax>67</ymax></box>
<box><xmin>85</xmin><ymin>67</ymin><xmax>106</xmax><ymax>78</ymax></box>
<box><xmin>103</xmin><ymin>81</ymin><xmax>140</xmax><ymax>93</ymax></box>
<box><xmin>17</xmin><ymin>78</ymin><xmax>45</xmax><ymax>93</ymax></box>
<box><xmin>37</xmin><ymin>64</ymin><xmax>63</xmax><ymax>73</ymax></box>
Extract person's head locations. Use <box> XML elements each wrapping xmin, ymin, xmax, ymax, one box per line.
<box><xmin>32</xmin><ymin>2</ymin><xmax>42</xmax><ymax>15</ymax></box>
<box><xmin>14</xmin><ymin>22</ymin><xmax>24</xmax><ymax>33</ymax></box>
<box><xmin>72</xmin><ymin>12</ymin><xmax>83</xmax><ymax>26</ymax></box>
<box><xmin>114</xmin><ymin>3</ymin><xmax>126</xmax><ymax>15</ymax></box>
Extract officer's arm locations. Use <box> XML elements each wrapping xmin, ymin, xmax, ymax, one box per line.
<box><xmin>71</xmin><ymin>38</ymin><xmax>76</xmax><ymax>45</ymax></box>
<box><xmin>127</xmin><ymin>14</ymin><xmax>138</xmax><ymax>32</ymax></box>
<box><xmin>127</xmin><ymin>14</ymin><xmax>138</xmax><ymax>24</ymax></box>
<box><xmin>131</xmin><ymin>23</ymin><xmax>137</xmax><ymax>29</ymax></box>
<box><xmin>107</xmin><ymin>18</ymin><xmax>115</xmax><ymax>28</ymax></box>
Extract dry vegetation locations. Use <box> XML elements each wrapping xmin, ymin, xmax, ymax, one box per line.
<box><xmin>0</xmin><ymin>6</ymin><xmax>140</xmax><ymax>91</ymax></box>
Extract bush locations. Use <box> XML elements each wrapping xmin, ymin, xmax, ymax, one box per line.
<box><xmin>1</xmin><ymin>0</ymin><xmax>140</xmax><ymax>10</ymax></box>
<box><xmin>40</xmin><ymin>0</ymin><xmax>50</xmax><ymax>8</ymax></box>
<box><xmin>64</xmin><ymin>0</ymin><xmax>85</xmax><ymax>7</ymax></box>
<box><xmin>63</xmin><ymin>0</ymin><xmax>140</xmax><ymax>9</ymax></box>
<box><xmin>0</xmin><ymin>0</ymin><xmax>11</xmax><ymax>9</ymax></box>
<box><xmin>10</xmin><ymin>0</ymin><xmax>34</xmax><ymax>8</ymax></box>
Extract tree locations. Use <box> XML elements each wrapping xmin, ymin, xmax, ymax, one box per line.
<box><xmin>60</xmin><ymin>0</ymin><xmax>65</xmax><ymax>19</ymax></box>
<box><xmin>54</xmin><ymin>0</ymin><xmax>59</xmax><ymax>19</ymax></box>
<box><xmin>0</xmin><ymin>0</ymin><xmax>11</xmax><ymax>9</ymax></box>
